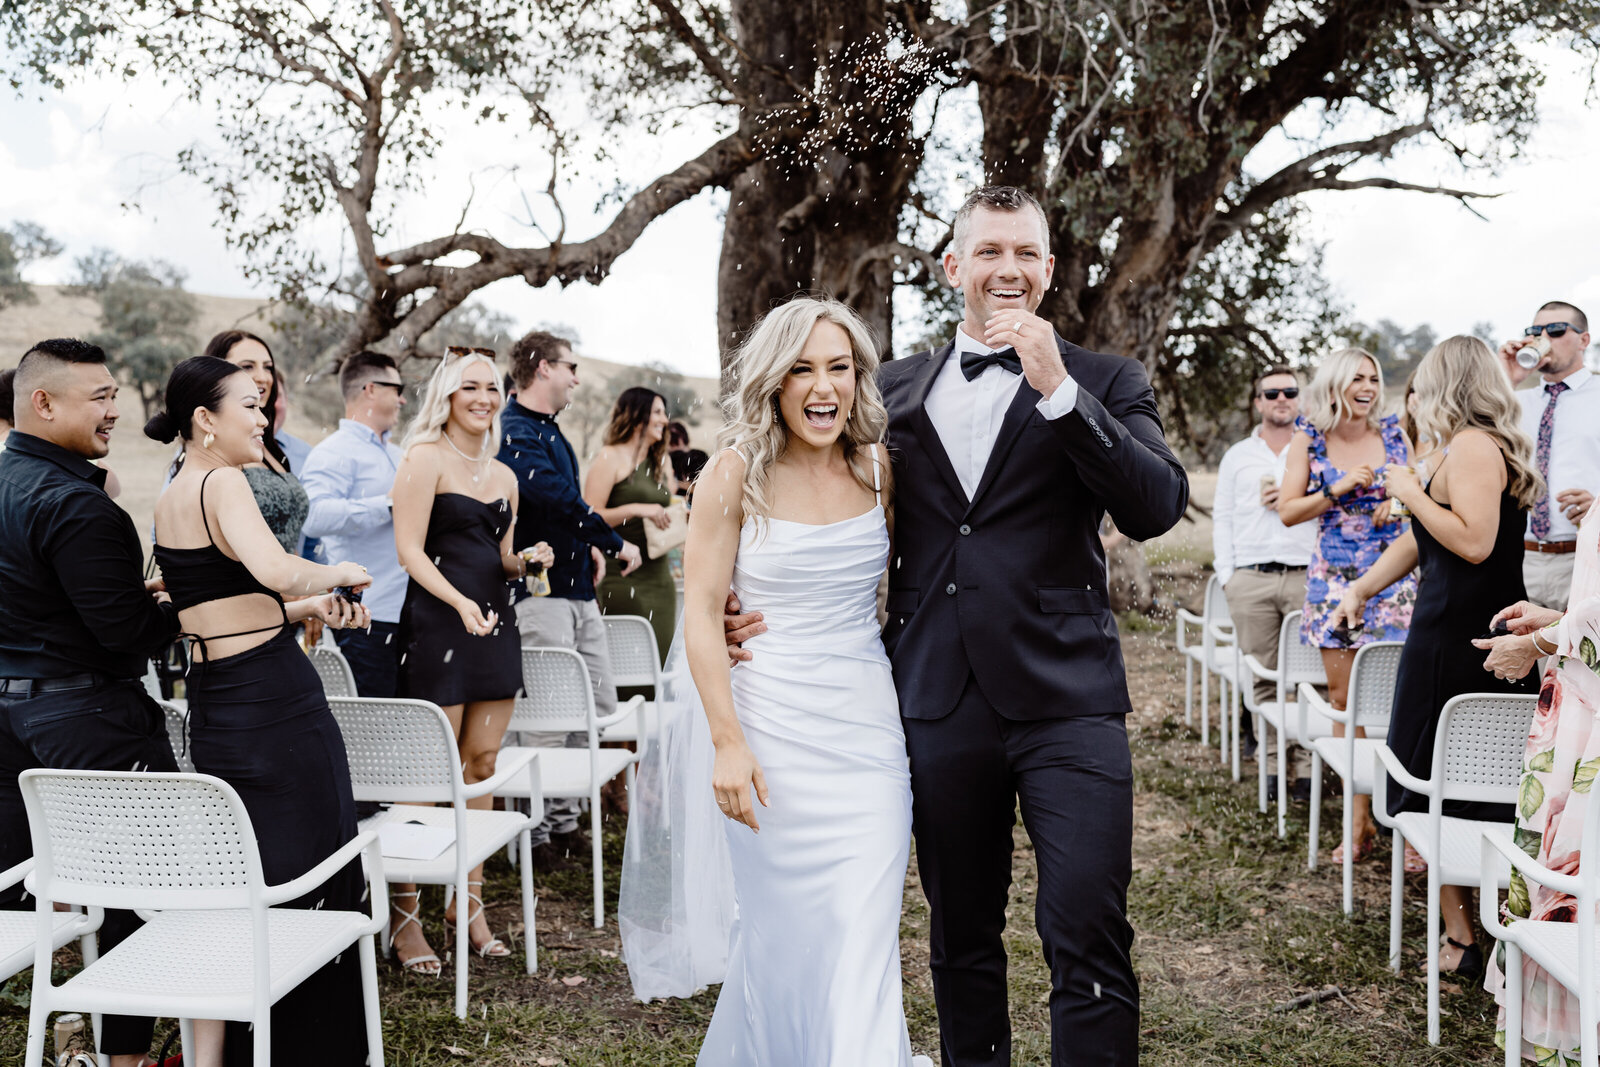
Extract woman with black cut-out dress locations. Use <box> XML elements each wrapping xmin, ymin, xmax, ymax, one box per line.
<box><xmin>389</xmin><ymin>347</ymin><xmax>553</xmax><ymax>976</ymax></box>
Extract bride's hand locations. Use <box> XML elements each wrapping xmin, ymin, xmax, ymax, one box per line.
<box><xmin>712</xmin><ymin>740</ymin><xmax>770</xmax><ymax>833</ymax></box>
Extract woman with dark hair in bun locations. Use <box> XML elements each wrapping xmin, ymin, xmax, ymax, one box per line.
<box><xmin>147</xmin><ymin>355</ymin><xmax>374</xmax><ymax>1066</ymax></box>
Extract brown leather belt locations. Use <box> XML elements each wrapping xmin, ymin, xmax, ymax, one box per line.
<box><xmin>1525</xmin><ymin>540</ymin><xmax>1577</xmax><ymax>555</ymax></box>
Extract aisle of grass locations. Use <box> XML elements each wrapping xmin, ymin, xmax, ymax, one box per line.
<box><xmin>1</xmin><ymin>624</ymin><xmax>1505</xmax><ymax>1064</ymax></box>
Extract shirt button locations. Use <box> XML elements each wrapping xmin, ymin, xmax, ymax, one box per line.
<box><xmin>959</xmin><ymin>524</ymin><xmax>971</xmax><ymax>536</ymax></box>
<box><xmin>946</xmin><ymin>583</ymin><xmax>957</xmax><ymax>596</ymax></box>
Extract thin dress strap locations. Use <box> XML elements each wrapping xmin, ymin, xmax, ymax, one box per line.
<box><xmin>198</xmin><ymin>468</ymin><xmax>220</xmax><ymax>546</ymax></box>
<box><xmin>870</xmin><ymin>443</ymin><xmax>882</xmax><ymax>507</ymax></box>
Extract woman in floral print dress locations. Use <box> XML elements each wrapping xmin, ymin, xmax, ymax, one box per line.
<box><xmin>1280</xmin><ymin>347</ymin><xmax>1416</xmax><ymax>860</ymax></box>
<box><xmin>1480</xmin><ymin>498</ymin><xmax>1600</xmax><ymax>1063</ymax></box>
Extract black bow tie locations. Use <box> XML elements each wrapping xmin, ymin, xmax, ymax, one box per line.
<box><xmin>959</xmin><ymin>347</ymin><xmax>1022</xmax><ymax>381</ymax></box>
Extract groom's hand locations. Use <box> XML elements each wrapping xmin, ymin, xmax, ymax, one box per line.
<box><xmin>724</xmin><ymin>592</ymin><xmax>765</xmax><ymax>664</ymax></box>
<box><xmin>984</xmin><ymin>309</ymin><xmax>1066</xmax><ymax>397</ymax></box>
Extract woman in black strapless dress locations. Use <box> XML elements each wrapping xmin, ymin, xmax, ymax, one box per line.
<box><xmin>390</xmin><ymin>348</ymin><xmax>553</xmax><ymax>974</ymax></box>
<box><xmin>1333</xmin><ymin>336</ymin><xmax>1545</xmax><ymax>981</ymax></box>
<box><xmin>146</xmin><ymin>356</ymin><xmax>376</xmax><ymax>1065</ymax></box>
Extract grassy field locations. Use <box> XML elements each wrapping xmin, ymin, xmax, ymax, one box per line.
<box><xmin>0</xmin><ymin>563</ymin><xmax>1505</xmax><ymax>1064</ymax></box>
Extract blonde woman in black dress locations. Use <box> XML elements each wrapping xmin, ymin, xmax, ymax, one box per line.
<box><xmin>390</xmin><ymin>348</ymin><xmax>554</xmax><ymax>973</ymax></box>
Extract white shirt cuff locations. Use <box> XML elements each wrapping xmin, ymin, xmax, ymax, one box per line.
<box><xmin>1035</xmin><ymin>375</ymin><xmax>1079</xmax><ymax>420</ymax></box>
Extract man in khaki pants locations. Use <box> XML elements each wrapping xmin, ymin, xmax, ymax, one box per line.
<box><xmin>1213</xmin><ymin>365</ymin><xmax>1317</xmax><ymax>787</ymax></box>
<box><xmin>1496</xmin><ymin>301</ymin><xmax>1599</xmax><ymax>610</ymax></box>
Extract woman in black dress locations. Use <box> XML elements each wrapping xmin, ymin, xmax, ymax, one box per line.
<box><xmin>1333</xmin><ymin>335</ymin><xmax>1544</xmax><ymax>980</ymax></box>
<box><xmin>390</xmin><ymin>347</ymin><xmax>553</xmax><ymax>973</ymax></box>
<box><xmin>146</xmin><ymin>356</ymin><xmax>375</xmax><ymax>1066</ymax></box>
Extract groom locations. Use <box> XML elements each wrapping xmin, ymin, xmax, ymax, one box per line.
<box><xmin>733</xmin><ymin>186</ymin><xmax>1187</xmax><ymax>1064</ymax></box>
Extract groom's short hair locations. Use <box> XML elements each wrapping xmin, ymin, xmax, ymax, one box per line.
<box><xmin>951</xmin><ymin>187</ymin><xmax>1050</xmax><ymax>259</ymax></box>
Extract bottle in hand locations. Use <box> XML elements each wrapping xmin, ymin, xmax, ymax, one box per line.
<box><xmin>519</xmin><ymin>547</ymin><xmax>551</xmax><ymax>598</ymax></box>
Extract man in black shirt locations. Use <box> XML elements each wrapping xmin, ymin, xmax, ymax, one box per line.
<box><xmin>0</xmin><ymin>338</ymin><xmax>179</xmax><ymax>1066</ymax></box>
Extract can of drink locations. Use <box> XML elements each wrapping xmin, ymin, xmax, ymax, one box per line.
<box><xmin>53</xmin><ymin>1012</ymin><xmax>86</xmax><ymax>1064</ymax></box>
<box><xmin>519</xmin><ymin>548</ymin><xmax>551</xmax><ymax>597</ymax></box>
<box><xmin>1517</xmin><ymin>335</ymin><xmax>1552</xmax><ymax>369</ymax></box>
<box><xmin>1259</xmin><ymin>473</ymin><xmax>1277</xmax><ymax>503</ymax></box>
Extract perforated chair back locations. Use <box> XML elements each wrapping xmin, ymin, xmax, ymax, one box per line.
<box><xmin>161</xmin><ymin>701</ymin><xmax>194</xmax><ymax>774</ymax></box>
<box><xmin>1347</xmin><ymin>641</ymin><xmax>1403</xmax><ymax>732</ymax></box>
<box><xmin>19</xmin><ymin>770</ymin><xmax>261</xmax><ymax>912</ymax></box>
<box><xmin>1204</xmin><ymin>575</ymin><xmax>1233</xmax><ymax>627</ymax></box>
<box><xmin>511</xmin><ymin>647</ymin><xmax>594</xmax><ymax>736</ymax></box>
<box><xmin>1276</xmin><ymin>611</ymin><xmax>1326</xmax><ymax>694</ymax></box>
<box><xmin>308</xmin><ymin>645</ymin><xmax>358</xmax><ymax>698</ymax></box>
<box><xmin>604</xmin><ymin>615</ymin><xmax>661</xmax><ymax>692</ymax></box>
<box><xmin>1437</xmin><ymin>693</ymin><xmax>1539</xmax><ymax>805</ymax></box>
<box><xmin>326</xmin><ymin>697</ymin><xmax>465</xmax><ymax>805</ymax></box>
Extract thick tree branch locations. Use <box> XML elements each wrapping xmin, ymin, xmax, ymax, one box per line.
<box><xmin>650</xmin><ymin>0</ymin><xmax>742</xmax><ymax>97</ymax></box>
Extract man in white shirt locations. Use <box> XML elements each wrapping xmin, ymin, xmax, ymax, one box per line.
<box><xmin>1497</xmin><ymin>301</ymin><xmax>1599</xmax><ymax>610</ymax></box>
<box><xmin>1213</xmin><ymin>366</ymin><xmax>1317</xmax><ymax>763</ymax></box>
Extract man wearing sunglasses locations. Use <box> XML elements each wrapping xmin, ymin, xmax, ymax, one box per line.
<box><xmin>1213</xmin><ymin>365</ymin><xmax>1317</xmax><ymax>765</ymax></box>
<box><xmin>1497</xmin><ymin>301</ymin><xmax>1599</xmax><ymax>611</ymax></box>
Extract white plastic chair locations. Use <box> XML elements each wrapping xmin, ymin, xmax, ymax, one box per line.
<box><xmin>1240</xmin><ymin>610</ymin><xmax>1330</xmax><ymax>836</ymax></box>
<box><xmin>328</xmin><ymin>696</ymin><xmax>540</xmax><ymax>1018</ymax></box>
<box><xmin>1175</xmin><ymin>575</ymin><xmax>1236</xmax><ymax>754</ymax></box>
<box><xmin>496</xmin><ymin>647</ymin><xmax>640</xmax><ymax>929</ymax></box>
<box><xmin>18</xmin><ymin>769</ymin><xmax>387</xmax><ymax>1067</ymax></box>
<box><xmin>1480</xmin><ymin>772</ymin><xmax>1600</xmax><ymax>1067</ymax></box>
<box><xmin>599</xmin><ymin>614</ymin><xmax>660</xmax><ymax>750</ymax></box>
<box><xmin>1373</xmin><ymin>692</ymin><xmax>1536</xmax><ymax>1044</ymax></box>
<box><xmin>309</xmin><ymin>644</ymin><xmax>359</xmax><ymax>698</ymax></box>
<box><xmin>0</xmin><ymin>858</ymin><xmax>100</xmax><ymax>984</ymax></box>
<box><xmin>1303</xmin><ymin>640</ymin><xmax>1404</xmax><ymax>913</ymax></box>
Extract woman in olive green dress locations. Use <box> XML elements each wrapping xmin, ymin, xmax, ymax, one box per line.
<box><xmin>584</xmin><ymin>387</ymin><xmax>679</xmax><ymax>660</ymax></box>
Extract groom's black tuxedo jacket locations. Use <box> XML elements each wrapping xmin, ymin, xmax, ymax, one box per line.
<box><xmin>880</xmin><ymin>333</ymin><xmax>1189</xmax><ymax>721</ymax></box>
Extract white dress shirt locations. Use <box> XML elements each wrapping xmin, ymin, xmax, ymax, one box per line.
<box><xmin>299</xmin><ymin>419</ymin><xmax>406</xmax><ymax>623</ymax></box>
<box><xmin>924</xmin><ymin>325</ymin><xmax>1080</xmax><ymax>499</ymax></box>
<box><xmin>1517</xmin><ymin>367</ymin><xmax>1600</xmax><ymax>542</ymax></box>
<box><xmin>1211</xmin><ymin>427</ymin><xmax>1317</xmax><ymax>586</ymax></box>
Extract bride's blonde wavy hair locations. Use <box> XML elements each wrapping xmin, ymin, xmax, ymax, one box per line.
<box><xmin>400</xmin><ymin>350</ymin><xmax>503</xmax><ymax>457</ymax></box>
<box><xmin>1412</xmin><ymin>335</ymin><xmax>1544</xmax><ymax>509</ymax></box>
<box><xmin>718</xmin><ymin>297</ymin><xmax>888</xmax><ymax>526</ymax></box>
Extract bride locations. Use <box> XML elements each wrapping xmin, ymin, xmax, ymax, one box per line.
<box><xmin>619</xmin><ymin>297</ymin><xmax>929</xmax><ymax>1065</ymax></box>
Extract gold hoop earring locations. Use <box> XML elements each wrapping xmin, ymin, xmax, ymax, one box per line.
<box><xmin>203</xmin><ymin>432</ymin><xmax>215</xmax><ymax>450</ymax></box>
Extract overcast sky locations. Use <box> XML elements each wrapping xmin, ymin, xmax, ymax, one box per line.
<box><xmin>3</xmin><ymin>39</ymin><xmax>1597</xmax><ymax>380</ymax></box>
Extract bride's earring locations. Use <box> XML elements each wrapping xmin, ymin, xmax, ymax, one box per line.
<box><xmin>203</xmin><ymin>432</ymin><xmax>215</xmax><ymax>450</ymax></box>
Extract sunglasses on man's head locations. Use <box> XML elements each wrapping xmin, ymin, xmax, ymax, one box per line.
<box><xmin>1525</xmin><ymin>322</ymin><xmax>1580</xmax><ymax>339</ymax></box>
<box><xmin>445</xmin><ymin>345</ymin><xmax>497</xmax><ymax>359</ymax></box>
<box><xmin>1259</xmin><ymin>387</ymin><xmax>1299</xmax><ymax>400</ymax></box>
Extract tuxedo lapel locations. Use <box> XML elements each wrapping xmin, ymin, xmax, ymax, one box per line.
<box><xmin>905</xmin><ymin>342</ymin><xmax>969</xmax><ymax>506</ymax></box>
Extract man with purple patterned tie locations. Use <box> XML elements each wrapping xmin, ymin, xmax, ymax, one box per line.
<box><xmin>1497</xmin><ymin>300</ymin><xmax>1600</xmax><ymax>610</ymax></box>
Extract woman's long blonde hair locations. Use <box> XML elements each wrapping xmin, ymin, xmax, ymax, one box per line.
<box><xmin>1412</xmin><ymin>335</ymin><xmax>1544</xmax><ymax>509</ymax></box>
<box><xmin>1301</xmin><ymin>346</ymin><xmax>1385</xmax><ymax>434</ymax></box>
<box><xmin>718</xmin><ymin>297</ymin><xmax>888</xmax><ymax>525</ymax></box>
<box><xmin>400</xmin><ymin>350</ymin><xmax>503</xmax><ymax>457</ymax></box>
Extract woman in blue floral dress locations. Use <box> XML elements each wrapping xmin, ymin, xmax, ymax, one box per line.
<box><xmin>1279</xmin><ymin>347</ymin><xmax>1417</xmax><ymax>860</ymax></box>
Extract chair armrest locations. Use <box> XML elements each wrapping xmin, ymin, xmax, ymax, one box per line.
<box><xmin>1299</xmin><ymin>682</ymin><xmax>1348</xmax><ymax>726</ymax></box>
<box><xmin>1482</xmin><ymin>825</ymin><xmax>1580</xmax><ymax>902</ymax></box>
<box><xmin>264</xmin><ymin>830</ymin><xmax>383</xmax><ymax>911</ymax></box>
<box><xmin>1175</xmin><ymin>610</ymin><xmax>1200</xmax><ymax>649</ymax></box>
<box><xmin>1241</xmin><ymin>653</ymin><xmax>1279</xmax><ymax>683</ymax></box>
<box><xmin>464</xmin><ymin>747</ymin><xmax>541</xmax><ymax>800</ymax></box>
<box><xmin>0</xmin><ymin>858</ymin><xmax>30</xmax><ymax>894</ymax></box>
<box><xmin>594</xmin><ymin>693</ymin><xmax>646</xmax><ymax>732</ymax></box>
<box><xmin>1207</xmin><ymin>621</ymin><xmax>1235</xmax><ymax>643</ymax></box>
<box><xmin>1373</xmin><ymin>743</ymin><xmax>1434</xmax><ymax>797</ymax></box>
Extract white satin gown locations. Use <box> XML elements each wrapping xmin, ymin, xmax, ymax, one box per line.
<box><xmin>699</xmin><ymin>457</ymin><xmax>926</xmax><ymax>1067</ymax></box>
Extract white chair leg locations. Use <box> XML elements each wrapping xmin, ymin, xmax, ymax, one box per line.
<box><xmin>1257</xmin><ymin>714</ymin><xmax>1269</xmax><ymax>814</ymax></box>
<box><xmin>1216</xmin><ymin>674</ymin><xmax>1228</xmax><ymax>764</ymax></box>
<box><xmin>253</xmin><ymin>1011</ymin><xmax>270</xmax><ymax>1066</ymax></box>
<box><xmin>455</xmin><ymin>879</ymin><xmax>471</xmax><ymax>1019</ymax></box>
<box><xmin>1184</xmin><ymin>657</ymin><xmax>1194</xmax><ymax>726</ymax></box>
<box><xmin>1341</xmin><ymin>775</ymin><xmax>1355</xmax><ymax>916</ymax></box>
<box><xmin>1390</xmin><ymin>828</ymin><xmax>1404</xmax><ymax>972</ymax></box>
<box><xmin>180</xmin><ymin>1017</ymin><xmax>197</xmax><ymax>1067</ymax></box>
<box><xmin>1200</xmin><ymin>665</ymin><xmax>1210</xmax><ymax>747</ymax></box>
<box><xmin>1230</xmin><ymin>684</ymin><xmax>1242</xmax><ymax>783</ymax></box>
<box><xmin>591</xmin><ymin>787</ymin><xmax>605</xmax><ymax>929</ymax></box>
<box><xmin>1307</xmin><ymin>752</ymin><xmax>1322</xmax><ymax>871</ymax></box>
<box><xmin>1504</xmin><ymin>940</ymin><xmax>1522</xmax><ymax>1067</ymax></box>
<box><xmin>1276</xmin><ymin>726</ymin><xmax>1289</xmax><ymax>838</ymax></box>
<box><xmin>521</xmin><ymin>829</ymin><xmax>538</xmax><ymax>975</ymax></box>
<box><xmin>24</xmin><ymin>995</ymin><xmax>48</xmax><ymax>1067</ymax></box>
<box><xmin>1426</xmin><ymin>865</ymin><xmax>1441</xmax><ymax>1045</ymax></box>
<box><xmin>360</xmin><ymin>935</ymin><xmax>384</xmax><ymax>1067</ymax></box>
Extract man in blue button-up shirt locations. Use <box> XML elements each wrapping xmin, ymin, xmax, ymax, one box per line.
<box><xmin>500</xmin><ymin>330</ymin><xmax>641</xmax><ymax>864</ymax></box>
<box><xmin>300</xmin><ymin>351</ymin><xmax>408</xmax><ymax>696</ymax></box>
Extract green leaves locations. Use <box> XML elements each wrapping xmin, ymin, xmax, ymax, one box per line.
<box><xmin>1574</xmin><ymin>758</ymin><xmax>1600</xmax><ymax>795</ymax></box>
<box><xmin>1521</xmin><ymin>772</ymin><xmax>1547</xmax><ymax>821</ymax></box>
<box><xmin>1514</xmin><ymin>825</ymin><xmax>1544</xmax><ymax>861</ymax></box>
<box><xmin>1529</xmin><ymin>748</ymin><xmax>1557</xmax><ymax>773</ymax></box>
<box><xmin>1507</xmin><ymin>869</ymin><xmax>1531</xmax><ymax>919</ymax></box>
<box><xmin>1581</xmin><ymin>636</ymin><xmax>1597</xmax><ymax>671</ymax></box>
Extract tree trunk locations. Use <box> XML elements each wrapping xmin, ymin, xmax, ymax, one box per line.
<box><xmin>717</xmin><ymin>0</ymin><xmax>927</xmax><ymax>382</ymax></box>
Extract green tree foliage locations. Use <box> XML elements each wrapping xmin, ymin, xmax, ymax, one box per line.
<box><xmin>72</xmin><ymin>252</ymin><xmax>199</xmax><ymax>418</ymax></box>
<box><xmin>0</xmin><ymin>220</ymin><xmax>62</xmax><ymax>310</ymax></box>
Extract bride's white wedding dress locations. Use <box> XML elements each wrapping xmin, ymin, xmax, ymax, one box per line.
<box><xmin>620</xmin><ymin>448</ymin><xmax>929</xmax><ymax>1066</ymax></box>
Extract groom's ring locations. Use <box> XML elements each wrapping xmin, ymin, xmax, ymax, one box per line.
<box><xmin>1014</xmin><ymin>321</ymin><xmax>1024</xmax><ymax>334</ymax></box>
